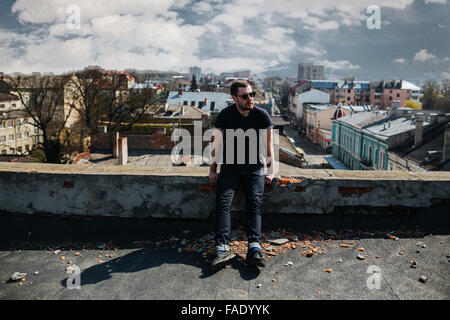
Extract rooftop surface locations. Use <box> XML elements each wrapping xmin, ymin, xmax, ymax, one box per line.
<box><xmin>0</xmin><ymin>213</ymin><xmax>448</xmax><ymax>300</ymax></box>
<box><xmin>363</xmin><ymin>117</ymin><xmax>430</xmax><ymax>138</ymax></box>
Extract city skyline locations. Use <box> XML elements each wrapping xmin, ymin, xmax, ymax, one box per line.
<box><xmin>0</xmin><ymin>0</ymin><xmax>449</xmax><ymax>83</ymax></box>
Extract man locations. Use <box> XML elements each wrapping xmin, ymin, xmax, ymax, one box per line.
<box><xmin>209</xmin><ymin>80</ymin><xmax>275</xmax><ymax>270</ymax></box>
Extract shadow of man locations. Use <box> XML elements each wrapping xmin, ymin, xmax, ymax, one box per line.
<box><xmin>62</xmin><ymin>247</ymin><xmax>261</xmax><ymax>289</ymax></box>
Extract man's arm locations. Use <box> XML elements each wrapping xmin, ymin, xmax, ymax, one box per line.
<box><xmin>209</xmin><ymin>128</ymin><xmax>224</xmax><ymax>185</ymax></box>
<box><xmin>265</xmin><ymin>128</ymin><xmax>275</xmax><ymax>184</ymax></box>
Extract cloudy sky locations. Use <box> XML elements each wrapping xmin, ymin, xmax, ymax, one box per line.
<box><xmin>0</xmin><ymin>0</ymin><xmax>449</xmax><ymax>83</ymax></box>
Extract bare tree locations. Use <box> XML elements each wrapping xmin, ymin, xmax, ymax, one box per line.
<box><xmin>1</xmin><ymin>74</ymin><xmax>74</xmax><ymax>163</ymax></box>
<box><xmin>66</xmin><ymin>69</ymin><xmax>168</xmax><ymax>135</ymax></box>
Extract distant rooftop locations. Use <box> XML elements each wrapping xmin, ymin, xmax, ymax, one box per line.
<box><xmin>335</xmin><ymin>111</ymin><xmax>388</xmax><ymax>128</ymax></box>
<box><xmin>167</xmin><ymin>91</ymin><xmax>232</xmax><ymax>114</ymax></box>
<box><xmin>364</xmin><ymin>117</ymin><xmax>431</xmax><ymax>139</ymax></box>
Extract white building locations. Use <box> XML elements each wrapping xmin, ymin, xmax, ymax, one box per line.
<box><xmin>290</xmin><ymin>89</ymin><xmax>330</xmax><ymax>121</ymax></box>
<box><xmin>189</xmin><ymin>67</ymin><xmax>202</xmax><ymax>82</ymax></box>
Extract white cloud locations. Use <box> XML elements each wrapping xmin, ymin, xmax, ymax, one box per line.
<box><xmin>393</xmin><ymin>58</ymin><xmax>407</xmax><ymax>64</ymax></box>
<box><xmin>0</xmin><ymin>0</ymin><xmax>430</xmax><ymax>75</ymax></box>
<box><xmin>425</xmin><ymin>0</ymin><xmax>447</xmax><ymax>4</ymax></box>
<box><xmin>319</xmin><ymin>59</ymin><xmax>360</xmax><ymax>70</ymax></box>
<box><xmin>413</xmin><ymin>49</ymin><xmax>437</xmax><ymax>63</ymax></box>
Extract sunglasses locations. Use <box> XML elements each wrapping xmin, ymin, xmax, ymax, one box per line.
<box><xmin>237</xmin><ymin>92</ymin><xmax>256</xmax><ymax>100</ymax></box>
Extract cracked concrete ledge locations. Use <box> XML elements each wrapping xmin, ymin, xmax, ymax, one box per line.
<box><xmin>1</xmin><ymin>163</ymin><xmax>450</xmax><ymax>219</ymax></box>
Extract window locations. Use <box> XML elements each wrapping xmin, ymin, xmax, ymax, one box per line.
<box><xmin>17</xmin><ymin>133</ymin><xmax>22</xmax><ymax>140</ymax></box>
<box><xmin>25</xmin><ymin>131</ymin><xmax>29</xmax><ymax>138</ymax></box>
<box><xmin>0</xmin><ymin>104</ymin><xmax>5</xmax><ymax>109</ymax></box>
<box><xmin>0</xmin><ymin>136</ymin><xmax>5</xmax><ymax>142</ymax></box>
<box><xmin>25</xmin><ymin>145</ymin><xmax>30</xmax><ymax>152</ymax></box>
<box><xmin>18</xmin><ymin>146</ymin><xmax>22</xmax><ymax>153</ymax></box>
<box><xmin>16</xmin><ymin>120</ymin><xmax>21</xmax><ymax>126</ymax></box>
<box><xmin>198</xmin><ymin>101</ymin><xmax>204</xmax><ymax>108</ymax></box>
<box><xmin>1</xmin><ymin>150</ymin><xmax>6</xmax><ymax>155</ymax></box>
<box><xmin>9</xmin><ymin>134</ymin><xmax>14</xmax><ymax>141</ymax></box>
<box><xmin>8</xmin><ymin>121</ymin><xmax>13</xmax><ymax>128</ymax></box>
<box><xmin>191</xmin><ymin>101</ymin><xmax>195</xmax><ymax>106</ymax></box>
<box><xmin>34</xmin><ymin>127</ymin><xmax>39</xmax><ymax>133</ymax></box>
<box><xmin>12</xmin><ymin>103</ymin><xmax>17</xmax><ymax>108</ymax></box>
<box><xmin>24</xmin><ymin>119</ymin><xmax>28</xmax><ymax>125</ymax></box>
<box><xmin>0</xmin><ymin>122</ymin><xmax>4</xmax><ymax>129</ymax></box>
<box><xmin>210</xmin><ymin>101</ymin><xmax>216</xmax><ymax>110</ymax></box>
<box><xmin>396</xmin><ymin>93</ymin><xmax>400</xmax><ymax>98</ymax></box>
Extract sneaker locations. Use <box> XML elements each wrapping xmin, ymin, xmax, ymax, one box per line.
<box><xmin>246</xmin><ymin>248</ymin><xmax>265</xmax><ymax>267</ymax></box>
<box><xmin>211</xmin><ymin>250</ymin><xmax>236</xmax><ymax>271</ymax></box>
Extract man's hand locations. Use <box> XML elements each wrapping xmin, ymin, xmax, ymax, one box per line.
<box><xmin>209</xmin><ymin>171</ymin><xmax>219</xmax><ymax>185</ymax></box>
<box><xmin>265</xmin><ymin>174</ymin><xmax>274</xmax><ymax>185</ymax></box>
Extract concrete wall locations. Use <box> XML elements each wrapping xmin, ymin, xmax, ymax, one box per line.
<box><xmin>1</xmin><ymin>163</ymin><xmax>450</xmax><ymax>219</ymax></box>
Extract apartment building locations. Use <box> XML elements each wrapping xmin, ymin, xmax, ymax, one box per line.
<box><xmin>0</xmin><ymin>93</ymin><xmax>40</xmax><ymax>155</ymax></box>
<box><xmin>310</xmin><ymin>79</ymin><xmax>421</xmax><ymax>109</ymax></box>
<box><xmin>298</xmin><ymin>63</ymin><xmax>325</xmax><ymax>81</ymax></box>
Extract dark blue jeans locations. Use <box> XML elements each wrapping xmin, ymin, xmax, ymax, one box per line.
<box><xmin>214</xmin><ymin>165</ymin><xmax>265</xmax><ymax>252</ymax></box>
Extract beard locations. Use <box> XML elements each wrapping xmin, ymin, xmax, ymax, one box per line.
<box><xmin>238</xmin><ymin>100</ymin><xmax>254</xmax><ymax>111</ymax></box>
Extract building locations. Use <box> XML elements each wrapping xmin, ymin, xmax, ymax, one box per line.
<box><xmin>311</xmin><ymin>80</ymin><xmax>372</xmax><ymax>106</ymax></box>
<box><xmin>166</xmin><ymin>91</ymin><xmax>233</xmax><ymax>115</ymax></box>
<box><xmin>311</xmin><ymin>79</ymin><xmax>421</xmax><ymax>109</ymax></box>
<box><xmin>289</xmin><ymin>88</ymin><xmax>330</xmax><ymax>126</ymax></box>
<box><xmin>233</xmin><ymin>70</ymin><xmax>251</xmax><ymax>79</ymax></box>
<box><xmin>332</xmin><ymin>108</ymin><xmax>443</xmax><ymax>170</ymax></box>
<box><xmin>332</xmin><ymin>111</ymin><xmax>388</xmax><ymax>170</ymax></box>
<box><xmin>298</xmin><ymin>63</ymin><xmax>325</xmax><ymax>81</ymax></box>
<box><xmin>189</xmin><ymin>67</ymin><xmax>202</xmax><ymax>82</ymax></box>
<box><xmin>370</xmin><ymin>80</ymin><xmax>421</xmax><ymax>109</ymax></box>
<box><xmin>0</xmin><ymin>93</ymin><xmax>41</xmax><ymax>155</ymax></box>
<box><xmin>388</xmin><ymin>114</ymin><xmax>450</xmax><ymax>171</ymax></box>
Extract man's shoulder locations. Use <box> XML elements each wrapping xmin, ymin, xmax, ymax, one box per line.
<box><xmin>252</xmin><ymin>106</ymin><xmax>272</xmax><ymax>122</ymax></box>
<box><xmin>253</xmin><ymin>106</ymin><xmax>270</xmax><ymax>116</ymax></box>
<box><xmin>218</xmin><ymin>104</ymin><xmax>236</xmax><ymax>116</ymax></box>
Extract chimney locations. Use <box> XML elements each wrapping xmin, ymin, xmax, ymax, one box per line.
<box><xmin>415</xmin><ymin>120</ymin><xmax>423</xmax><ymax>146</ymax></box>
<box><xmin>178</xmin><ymin>89</ymin><xmax>183</xmax><ymax>96</ymax></box>
<box><xmin>444</xmin><ymin>128</ymin><xmax>450</xmax><ymax>161</ymax></box>
<box><xmin>181</xmin><ymin>106</ymin><xmax>185</xmax><ymax>116</ymax></box>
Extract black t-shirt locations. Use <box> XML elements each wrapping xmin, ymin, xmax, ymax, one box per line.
<box><xmin>214</xmin><ymin>103</ymin><xmax>273</xmax><ymax>170</ymax></box>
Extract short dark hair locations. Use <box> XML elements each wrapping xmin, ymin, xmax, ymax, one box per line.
<box><xmin>230</xmin><ymin>80</ymin><xmax>250</xmax><ymax>97</ymax></box>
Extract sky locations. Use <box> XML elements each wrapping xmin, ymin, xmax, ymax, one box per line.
<box><xmin>0</xmin><ymin>0</ymin><xmax>449</xmax><ymax>84</ymax></box>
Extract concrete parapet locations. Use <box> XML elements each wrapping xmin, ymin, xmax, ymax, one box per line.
<box><xmin>0</xmin><ymin>163</ymin><xmax>449</xmax><ymax>219</ymax></box>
